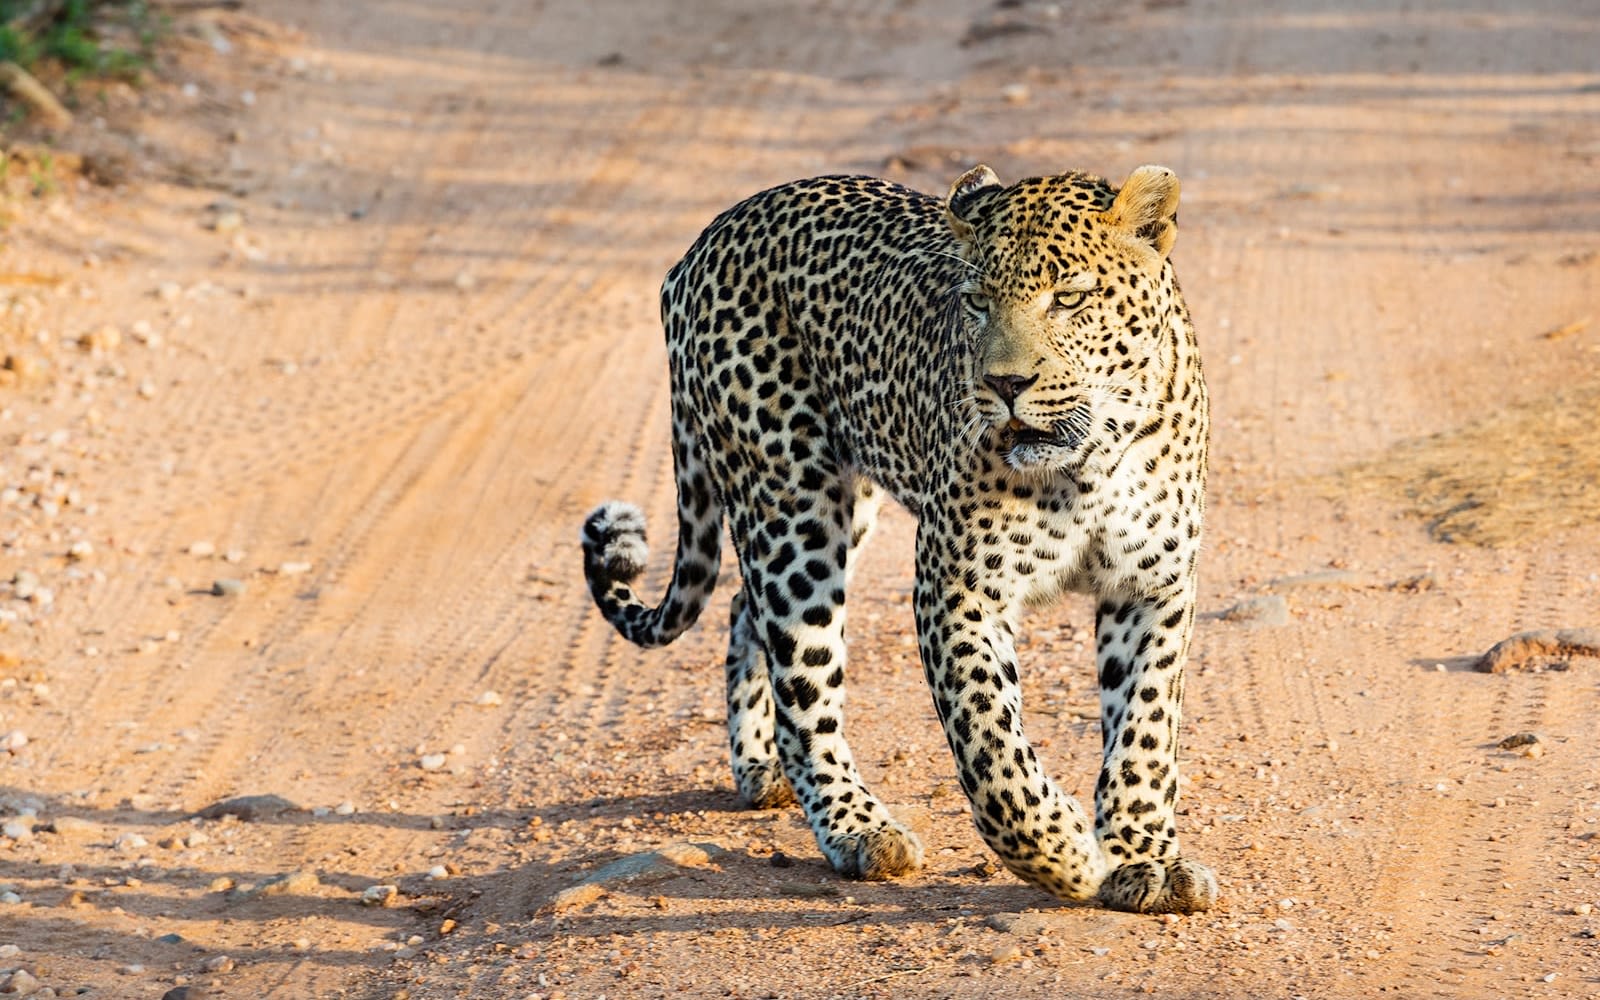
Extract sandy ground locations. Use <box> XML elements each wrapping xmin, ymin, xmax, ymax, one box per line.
<box><xmin>1</xmin><ymin>1</ymin><xmax>1598</xmax><ymax>997</ymax></box>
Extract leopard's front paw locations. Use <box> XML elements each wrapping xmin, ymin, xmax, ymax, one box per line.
<box><xmin>1098</xmin><ymin>857</ymin><xmax>1218</xmax><ymax>914</ymax></box>
<box><xmin>828</xmin><ymin>821</ymin><xmax>924</xmax><ymax>881</ymax></box>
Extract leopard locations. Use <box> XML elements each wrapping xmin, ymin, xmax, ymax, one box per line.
<box><xmin>580</xmin><ymin>162</ymin><xmax>1216</xmax><ymax>913</ymax></box>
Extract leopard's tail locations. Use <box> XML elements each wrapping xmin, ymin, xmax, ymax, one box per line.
<box><xmin>580</xmin><ymin>432</ymin><xmax>722</xmax><ymax>649</ymax></box>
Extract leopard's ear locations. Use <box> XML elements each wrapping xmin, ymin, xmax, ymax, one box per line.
<box><xmin>1105</xmin><ymin>165</ymin><xmax>1180</xmax><ymax>259</ymax></box>
<box><xmin>945</xmin><ymin>165</ymin><xmax>1003</xmax><ymax>244</ymax></box>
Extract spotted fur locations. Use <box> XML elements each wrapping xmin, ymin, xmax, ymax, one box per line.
<box><xmin>581</xmin><ymin>164</ymin><xmax>1216</xmax><ymax>912</ymax></box>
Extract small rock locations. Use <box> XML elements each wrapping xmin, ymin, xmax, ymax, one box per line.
<box><xmin>1497</xmin><ymin>731</ymin><xmax>1543</xmax><ymax>755</ymax></box>
<box><xmin>0</xmin><ymin>890</ymin><xmax>22</xmax><ymax>905</ymax></box>
<box><xmin>11</xmin><ymin>570</ymin><xmax>39</xmax><ymax>600</ymax></box>
<box><xmin>426</xmin><ymin>865</ymin><xmax>448</xmax><ymax>880</ymax></box>
<box><xmin>162</xmin><ymin>988</ymin><xmax>209</xmax><ymax>1000</ymax></box>
<box><xmin>333</xmin><ymin>801</ymin><xmax>356</xmax><ymax>816</ymax></box>
<box><xmin>66</xmin><ymin>540</ymin><xmax>94</xmax><ymax>561</ymax></box>
<box><xmin>119</xmin><ymin>964</ymin><xmax>145</xmax><ymax>975</ymax></box>
<box><xmin>1265</xmin><ymin>570</ymin><xmax>1361</xmax><ymax>591</ymax></box>
<box><xmin>277</xmin><ymin>561</ymin><xmax>312</xmax><ymax>576</ymax></box>
<box><xmin>361</xmin><ymin>884</ymin><xmax>399</xmax><ymax>908</ymax></box>
<box><xmin>1000</xmin><ymin>83</ymin><xmax>1030</xmax><ymax>105</ymax></box>
<box><xmin>80</xmin><ymin>325</ymin><xmax>121</xmax><ymax>353</ymax></box>
<box><xmin>768</xmin><ymin>850</ymin><xmax>793</xmax><ymax>868</ymax></box>
<box><xmin>473</xmin><ymin>690</ymin><xmax>502</xmax><ymax>707</ymax></box>
<box><xmin>984</xmin><ymin>910</ymin><xmax>1032</xmax><ymax>936</ymax></box>
<box><xmin>155</xmin><ymin>933</ymin><xmax>185</xmax><ymax>945</ymax></box>
<box><xmin>44</xmin><ymin>815</ymin><xmax>98</xmax><ymax>840</ymax></box>
<box><xmin>2</xmin><ymin>818</ymin><xmax>34</xmax><ymax>841</ymax></box>
<box><xmin>1</xmin><ymin>731</ymin><xmax>27</xmax><ymax>753</ymax></box>
<box><xmin>545</xmin><ymin>882</ymin><xmax>604</xmax><ymax>913</ymax></box>
<box><xmin>0</xmin><ymin>969</ymin><xmax>41</xmax><ymax>994</ymax></box>
<box><xmin>0</xmin><ymin>944</ymin><xmax>18</xmax><ymax>958</ymax></box>
<box><xmin>187</xmin><ymin>541</ymin><xmax>216</xmax><ymax>557</ymax></box>
<box><xmin>1476</xmin><ymin>628</ymin><xmax>1600</xmax><ymax>674</ymax></box>
<box><xmin>418</xmin><ymin>753</ymin><xmax>447</xmax><ymax>771</ymax></box>
<box><xmin>209</xmin><ymin>210</ymin><xmax>244</xmax><ymax>234</ymax></box>
<box><xmin>544</xmin><ymin>844</ymin><xmax>723</xmax><ymax>913</ymax></box>
<box><xmin>194</xmin><ymin>794</ymin><xmax>299</xmax><ymax>822</ymax></box>
<box><xmin>249</xmin><ymin>871</ymin><xmax>318</xmax><ymax>897</ymax></box>
<box><xmin>113</xmin><ymin>832</ymin><xmax>149</xmax><ymax>852</ymax></box>
<box><xmin>1573</xmin><ymin>902</ymin><xmax>1593</xmax><ymax>916</ymax></box>
<box><xmin>1219</xmin><ymin>594</ymin><xmax>1290</xmax><ymax>626</ymax></box>
<box><xmin>990</xmin><ymin>942</ymin><xmax>1023</xmax><ymax>964</ymax></box>
<box><xmin>206</xmin><ymin>876</ymin><xmax>235</xmax><ymax>893</ymax></box>
<box><xmin>211</xmin><ymin>578</ymin><xmax>245</xmax><ymax>597</ymax></box>
<box><xmin>200</xmin><ymin>956</ymin><xmax>234</xmax><ymax>974</ymax></box>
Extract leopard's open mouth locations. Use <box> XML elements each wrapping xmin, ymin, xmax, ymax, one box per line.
<box><xmin>1012</xmin><ymin>426</ymin><xmax>1062</xmax><ymax>447</ymax></box>
<box><xmin>1004</xmin><ymin>418</ymin><xmax>1079</xmax><ymax>451</ymax></box>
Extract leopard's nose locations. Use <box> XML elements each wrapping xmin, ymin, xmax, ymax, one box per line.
<box><xmin>983</xmin><ymin>372</ymin><xmax>1038</xmax><ymax>404</ymax></box>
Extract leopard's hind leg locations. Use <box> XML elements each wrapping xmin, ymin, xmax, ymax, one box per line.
<box><xmin>723</xmin><ymin>480</ymin><xmax>883</xmax><ymax>813</ymax></box>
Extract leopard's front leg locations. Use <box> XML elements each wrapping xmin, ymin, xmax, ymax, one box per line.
<box><xmin>1091</xmin><ymin>590</ymin><xmax>1217</xmax><ymax>914</ymax></box>
<box><xmin>914</xmin><ymin>521</ymin><xmax>1109</xmax><ymax>901</ymax></box>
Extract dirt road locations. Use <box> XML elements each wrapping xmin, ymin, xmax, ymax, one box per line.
<box><xmin>2</xmin><ymin>1</ymin><xmax>1597</xmax><ymax>997</ymax></box>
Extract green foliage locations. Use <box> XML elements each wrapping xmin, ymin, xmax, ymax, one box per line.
<box><xmin>0</xmin><ymin>1</ymin><xmax>155</xmax><ymax>80</ymax></box>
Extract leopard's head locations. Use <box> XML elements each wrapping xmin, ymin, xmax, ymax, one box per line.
<box><xmin>946</xmin><ymin>164</ymin><xmax>1184</xmax><ymax>473</ymax></box>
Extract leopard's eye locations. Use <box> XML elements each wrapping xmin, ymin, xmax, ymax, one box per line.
<box><xmin>1052</xmin><ymin>289</ymin><xmax>1090</xmax><ymax>313</ymax></box>
<box><xmin>962</xmin><ymin>290</ymin><xmax>991</xmax><ymax>317</ymax></box>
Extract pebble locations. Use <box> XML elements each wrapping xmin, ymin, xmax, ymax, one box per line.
<box><xmin>66</xmin><ymin>540</ymin><xmax>94</xmax><ymax>561</ymax></box>
<box><xmin>210</xmin><ymin>210</ymin><xmax>244</xmax><ymax>234</ymax></box>
<box><xmin>0</xmin><ymin>890</ymin><xmax>22</xmax><ymax>904</ymax></box>
<box><xmin>194</xmin><ymin>794</ymin><xmax>299</xmax><ymax>822</ymax></box>
<box><xmin>187</xmin><ymin>541</ymin><xmax>216</xmax><ymax>557</ymax></box>
<box><xmin>200</xmin><ymin>956</ymin><xmax>234</xmax><ymax>974</ymax></box>
<box><xmin>278</xmin><ymin>561</ymin><xmax>312</xmax><ymax>576</ymax></box>
<box><xmin>11</xmin><ymin>570</ymin><xmax>39</xmax><ymax>599</ymax></box>
<box><xmin>45</xmin><ymin>816</ymin><xmax>98</xmax><ymax>840</ymax></box>
<box><xmin>248</xmin><ymin>871</ymin><xmax>319</xmax><ymax>897</ymax></box>
<box><xmin>474</xmin><ymin>690</ymin><xmax>503</xmax><ymax>707</ymax></box>
<box><xmin>1000</xmin><ymin>83</ymin><xmax>1031</xmax><ymax>105</ymax></box>
<box><xmin>0</xmin><ymin>944</ymin><xmax>18</xmax><ymax>958</ymax></box>
<box><xmin>211</xmin><ymin>578</ymin><xmax>245</xmax><ymax>597</ymax></box>
<box><xmin>418</xmin><ymin>753</ymin><xmax>447</xmax><ymax>771</ymax></box>
<box><xmin>333</xmin><ymin>801</ymin><xmax>356</xmax><ymax>816</ymax></box>
<box><xmin>1</xmin><ymin>730</ymin><xmax>28</xmax><ymax>753</ymax></box>
<box><xmin>114</xmin><ymin>832</ymin><xmax>148</xmax><ymax>851</ymax></box>
<box><xmin>162</xmin><ymin>988</ymin><xmax>209</xmax><ymax>1000</ymax></box>
<box><xmin>1574</xmin><ymin>902</ymin><xmax>1593</xmax><ymax>916</ymax></box>
<box><xmin>989</xmin><ymin>942</ymin><xmax>1023</xmax><ymax>964</ymax></box>
<box><xmin>361</xmin><ymin>884</ymin><xmax>399</xmax><ymax>908</ymax></box>
<box><xmin>426</xmin><ymin>865</ymin><xmax>449</xmax><ymax>880</ymax></box>
<box><xmin>2</xmin><ymin>818</ymin><xmax>33</xmax><ymax>840</ymax></box>
<box><xmin>1219</xmin><ymin>594</ymin><xmax>1290</xmax><ymax>626</ymax></box>
<box><xmin>1</xmin><ymin>970</ymin><xmax>41</xmax><ymax>994</ymax></box>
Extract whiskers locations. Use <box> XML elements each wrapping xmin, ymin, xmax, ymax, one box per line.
<box><xmin>914</xmin><ymin>247</ymin><xmax>981</xmax><ymax>275</ymax></box>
